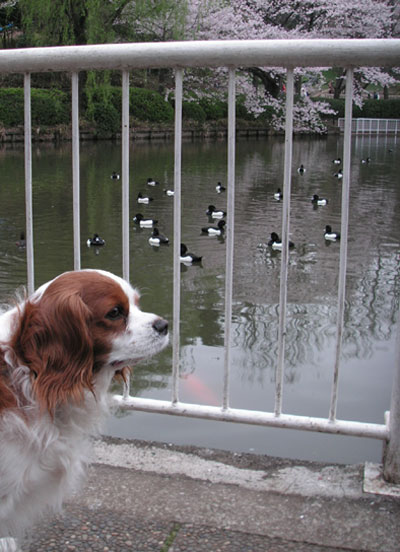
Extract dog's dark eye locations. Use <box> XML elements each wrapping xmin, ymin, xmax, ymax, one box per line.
<box><xmin>105</xmin><ymin>306</ymin><xmax>123</xmax><ymax>320</ymax></box>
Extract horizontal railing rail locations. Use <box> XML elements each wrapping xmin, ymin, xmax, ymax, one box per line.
<box><xmin>3</xmin><ymin>39</ymin><xmax>400</xmax><ymax>481</ymax></box>
<box><xmin>0</xmin><ymin>39</ymin><xmax>399</xmax><ymax>72</ymax></box>
<box><xmin>338</xmin><ymin>117</ymin><xmax>400</xmax><ymax>134</ymax></box>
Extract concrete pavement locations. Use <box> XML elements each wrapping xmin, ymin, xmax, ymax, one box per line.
<box><xmin>19</xmin><ymin>437</ymin><xmax>400</xmax><ymax>551</ymax></box>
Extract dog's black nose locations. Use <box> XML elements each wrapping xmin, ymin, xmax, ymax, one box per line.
<box><xmin>153</xmin><ymin>318</ymin><xmax>168</xmax><ymax>336</ymax></box>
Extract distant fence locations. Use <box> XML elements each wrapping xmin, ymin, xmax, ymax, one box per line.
<box><xmin>338</xmin><ymin>117</ymin><xmax>400</xmax><ymax>134</ymax></box>
<box><xmin>1</xmin><ymin>39</ymin><xmax>400</xmax><ymax>482</ymax></box>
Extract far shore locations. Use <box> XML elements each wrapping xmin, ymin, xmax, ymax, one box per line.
<box><xmin>0</xmin><ymin>120</ymin><xmax>341</xmax><ymax>144</ymax></box>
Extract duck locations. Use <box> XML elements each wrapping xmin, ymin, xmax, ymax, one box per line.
<box><xmin>206</xmin><ymin>205</ymin><xmax>226</xmax><ymax>218</ymax></box>
<box><xmin>216</xmin><ymin>182</ymin><xmax>226</xmax><ymax>193</ymax></box>
<box><xmin>324</xmin><ymin>225</ymin><xmax>340</xmax><ymax>241</ymax></box>
<box><xmin>16</xmin><ymin>232</ymin><xmax>26</xmax><ymax>248</ymax></box>
<box><xmin>149</xmin><ymin>227</ymin><xmax>169</xmax><ymax>246</ymax></box>
<box><xmin>333</xmin><ymin>169</ymin><xmax>343</xmax><ymax>179</ymax></box>
<box><xmin>297</xmin><ymin>164</ymin><xmax>306</xmax><ymax>174</ymax></box>
<box><xmin>361</xmin><ymin>157</ymin><xmax>371</xmax><ymax>164</ymax></box>
<box><xmin>87</xmin><ymin>233</ymin><xmax>105</xmax><ymax>246</ymax></box>
<box><xmin>267</xmin><ymin>232</ymin><xmax>294</xmax><ymax>250</ymax></box>
<box><xmin>332</xmin><ymin>158</ymin><xmax>341</xmax><ymax>165</ymax></box>
<box><xmin>311</xmin><ymin>194</ymin><xmax>328</xmax><ymax>206</ymax></box>
<box><xmin>137</xmin><ymin>192</ymin><xmax>153</xmax><ymax>204</ymax></box>
<box><xmin>133</xmin><ymin>213</ymin><xmax>158</xmax><ymax>227</ymax></box>
<box><xmin>201</xmin><ymin>220</ymin><xmax>226</xmax><ymax>235</ymax></box>
<box><xmin>147</xmin><ymin>177</ymin><xmax>159</xmax><ymax>186</ymax></box>
<box><xmin>164</xmin><ymin>189</ymin><xmax>175</xmax><ymax>196</ymax></box>
<box><xmin>110</xmin><ymin>171</ymin><xmax>120</xmax><ymax>180</ymax></box>
<box><xmin>274</xmin><ymin>188</ymin><xmax>283</xmax><ymax>200</ymax></box>
<box><xmin>180</xmin><ymin>243</ymin><xmax>202</xmax><ymax>263</ymax></box>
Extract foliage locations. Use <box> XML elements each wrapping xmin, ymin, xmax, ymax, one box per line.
<box><xmin>180</xmin><ymin>0</ymin><xmax>399</xmax><ymax>133</ymax></box>
<box><xmin>129</xmin><ymin>87</ymin><xmax>174</xmax><ymax>122</ymax></box>
<box><xmin>0</xmin><ymin>88</ymin><xmax>69</xmax><ymax>126</ymax></box>
<box><xmin>198</xmin><ymin>97</ymin><xmax>227</xmax><ymax>120</ymax></box>
<box><xmin>117</xmin><ymin>0</ymin><xmax>189</xmax><ymax>42</ymax></box>
<box><xmin>105</xmin><ymin>86</ymin><xmax>174</xmax><ymax>123</ymax></box>
<box><xmin>4</xmin><ymin>0</ymin><xmax>400</xmax><ymax>133</ymax></box>
<box><xmin>182</xmin><ymin>101</ymin><xmax>206</xmax><ymax>123</ymax></box>
<box><xmin>318</xmin><ymin>98</ymin><xmax>400</xmax><ymax>119</ymax></box>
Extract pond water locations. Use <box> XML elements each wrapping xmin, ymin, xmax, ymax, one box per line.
<box><xmin>0</xmin><ymin>133</ymin><xmax>399</xmax><ymax>464</ymax></box>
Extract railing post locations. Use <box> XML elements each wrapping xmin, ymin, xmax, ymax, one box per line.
<box><xmin>121</xmin><ymin>70</ymin><xmax>130</xmax><ymax>282</ymax></box>
<box><xmin>275</xmin><ymin>68</ymin><xmax>294</xmax><ymax>417</ymax></box>
<box><xmin>172</xmin><ymin>68</ymin><xmax>183</xmax><ymax>404</ymax></box>
<box><xmin>71</xmin><ymin>72</ymin><xmax>81</xmax><ymax>271</ymax></box>
<box><xmin>24</xmin><ymin>72</ymin><xmax>34</xmax><ymax>295</ymax></box>
<box><xmin>383</xmin><ymin>316</ymin><xmax>400</xmax><ymax>483</ymax></box>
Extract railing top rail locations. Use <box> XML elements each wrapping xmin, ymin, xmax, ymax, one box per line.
<box><xmin>0</xmin><ymin>39</ymin><xmax>399</xmax><ymax>74</ymax></box>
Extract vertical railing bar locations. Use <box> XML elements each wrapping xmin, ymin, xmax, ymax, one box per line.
<box><xmin>329</xmin><ymin>68</ymin><xmax>354</xmax><ymax>422</ymax></box>
<box><xmin>383</xmin><ymin>312</ymin><xmax>400</xmax><ymax>483</ymax></box>
<box><xmin>222</xmin><ymin>68</ymin><xmax>236</xmax><ymax>411</ymax></box>
<box><xmin>172</xmin><ymin>68</ymin><xmax>183</xmax><ymax>404</ymax></box>
<box><xmin>274</xmin><ymin>68</ymin><xmax>294</xmax><ymax>417</ymax></box>
<box><xmin>121</xmin><ymin>70</ymin><xmax>130</xmax><ymax>399</ymax></box>
<box><xmin>122</xmin><ymin>70</ymin><xmax>130</xmax><ymax>283</ymax></box>
<box><xmin>71</xmin><ymin>72</ymin><xmax>81</xmax><ymax>271</ymax></box>
<box><xmin>24</xmin><ymin>72</ymin><xmax>34</xmax><ymax>295</ymax></box>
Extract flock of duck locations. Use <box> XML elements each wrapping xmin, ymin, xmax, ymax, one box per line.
<box><xmin>267</xmin><ymin>157</ymin><xmax>349</xmax><ymax>250</ymax></box>
<box><xmin>87</xmin><ymin>157</ymin><xmax>349</xmax><ymax>260</ymax></box>
<box><xmin>17</xmin><ymin>155</ymin><xmax>376</xmax><ymax>258</ymax></box>
<box><xmin>88</xmin><ymin>175</ymin><xmax>228</xmax><ymax>264</ymax></box>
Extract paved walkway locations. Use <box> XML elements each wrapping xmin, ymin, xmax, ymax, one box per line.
<box><xmin>19</xmin><ymin>437</ymin><xmax>400</xmax><ymax>551</ymax></box>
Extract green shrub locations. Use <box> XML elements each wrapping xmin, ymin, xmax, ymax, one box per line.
<box><xmin>317</xmin><ymin>97</ymin><xmax>400</xmax><ymax>119</ymax></box>
<box><xmin>236</xmin><ymin>96</ymin><xmax>254</xmax><ymax>120</ymax></box>
<box><xmin>92</xmin><ymin>101</ymin><xmax>120</xmax><ymax>137</ymax></box>
<box><xmin>88</xmin><ymin>86</ymin><xmax>174</xmax><ymax>124</ymax></box>
<box><xmin>257</xmin><ymin>105</ymin><xmax>276</xmax><ymax>123</ymax></box>
<box><xmin>0</xmin><ymin>88</ymin><xmax>69</xmax><ymax>126</ymax></box>
<box><xmin>130</xmin><ymin>87</ymin><xmax>173</xmax><ymax>122</ymax></box>
<box><xmin>182</xmin><ymin>101</ymin><xmax>206</xmax><ymax>122</ymax></box>
<box><xmin>0</xmin><ymin>89</ymin><xmax>23</xmax><ymax>126</ymax></box>
<box><xmin>357</xmin><ymin>99</ymin><xmax>400</xmax><ymax>118</ymax></box>
<box><xmin>199</xmin><ymin>97</ymin><xmax>227</xmax><ymax>120</ymax></box>
<box><xmin>32</xmin><ymin>89</ymin><xmax>70</xmax><ymax>125</ymax></box>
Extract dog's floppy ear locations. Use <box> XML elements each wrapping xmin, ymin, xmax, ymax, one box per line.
<box><xmin>11</xmin><ymin>290</ymin><xmax>95</xmax><ymax>414</ymax></box>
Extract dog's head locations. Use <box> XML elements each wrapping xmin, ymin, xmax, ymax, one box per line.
<box><xmin>10</xmin><ymin>270</ymin><xmax>169</xmax><ymax>414</ymax></box>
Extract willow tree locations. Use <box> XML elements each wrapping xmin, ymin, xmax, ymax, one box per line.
<box><xmin>19</xmin><ymin>0</ymin><xmax>132</xmax><ymax>127</ymax></box>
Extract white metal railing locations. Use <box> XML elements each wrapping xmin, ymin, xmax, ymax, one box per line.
<box><xmin>338</xmin><ymin>117</ymin><xmax>400</xmax><ymax>134</ymax></box>
<box><xmin>1</xmin><ymin>39</ymin><xmax>400</xmax><ymax>481</ymax></box>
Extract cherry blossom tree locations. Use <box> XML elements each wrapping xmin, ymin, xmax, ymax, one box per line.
<box><xmin>178</xmin><ymin>0</ymin><xmax>398</xmax><ymax>132</ymax></box>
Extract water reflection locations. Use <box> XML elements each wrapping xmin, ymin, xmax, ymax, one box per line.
<box><xmin>0</xmin><ymin>134</ymin><xmax>399</xmax><ymax>463</ymax></box>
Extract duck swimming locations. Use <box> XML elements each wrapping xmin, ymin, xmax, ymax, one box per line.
<box><xmin>149</xmin><ymin>227</ymin><xmax>169</xmax><ymax>246</ymax></box>
<box><xmin>201</xmin><ymin>220</ymin><xmax>226</xmax><ymax>235</ymax></box>
<box><xmin>111</xmin><ymin>171</ymin><xmax>120</xmax><ymax>180</ymax></box>
<box><xmin>164</xmin><ymin>189</ymin><xmax>175</xmax><ymax>196</ymax></box>
<box><xmin>87</xmin><ymin>233</ymin><xmax>105</xmax><ymax>246</ymax></box>
<box><xmin>267</xmin><ymin>232</ymin><xmax>294</xmax><ymax>250</ymax></box>
<box><xmin>133</xmin><ymin>213</ymin><xmax>158</xmax><ymax>227</ymax></box>
<box><xmin>16</xmin><ymin>232</ymin><xmax>26</xmax><ymax>248</ymax></box>
<box><xmin>311</xmin><ymin>194</ymin><xmax>327</xmax><ymax>206</ymax></box>
<box><xmin>206</xmin><ymin>205</ymin><xmax>226</xmax><ymax>218</ymax></box>
<box><xmin>147</xmin><ymin>177</ymin><xmax>159</xmax><ymax>186</ymax></box>
<box><xmin>334</xmin><ymin>169</ymin><xmax>343</xmax><ymax>179</ymax></box>
<box><xmin>137</xmin><ymin>192</ymin><xmax>153</xmax><ymax>204</ymax></box>
<box><xmin>180</xmin><ymin>243</ymin><xmax>202</xmax><ymax>263</ymax></box>
<box><xmin>216</xmin><ymin>182</ymin><xmax>226</xmax><ymax>193</ymax></box>
<box><xmin>297</xmin><ymin>164</ymin><xmax>306</xmax><ymax>174</ymax></box>
<box><xmin>332</xmin><ymin>158</ymin><xmax>341</xmax><ymax>165</ymax></box>
<box><xmin>324</xmin><ymin>225</ymin><xmax>340</xmax><ymax>241</ymax></box>
<box><xmin>274</xmin><ymin>188</ymin><xmax>283</xmax><ymax>200</ymax></box>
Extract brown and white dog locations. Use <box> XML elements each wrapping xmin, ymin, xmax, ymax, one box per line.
<box><xmin>0</xmin><ymin>269</ymin><xmax>168</xmax><ymax>545</ymax></box>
